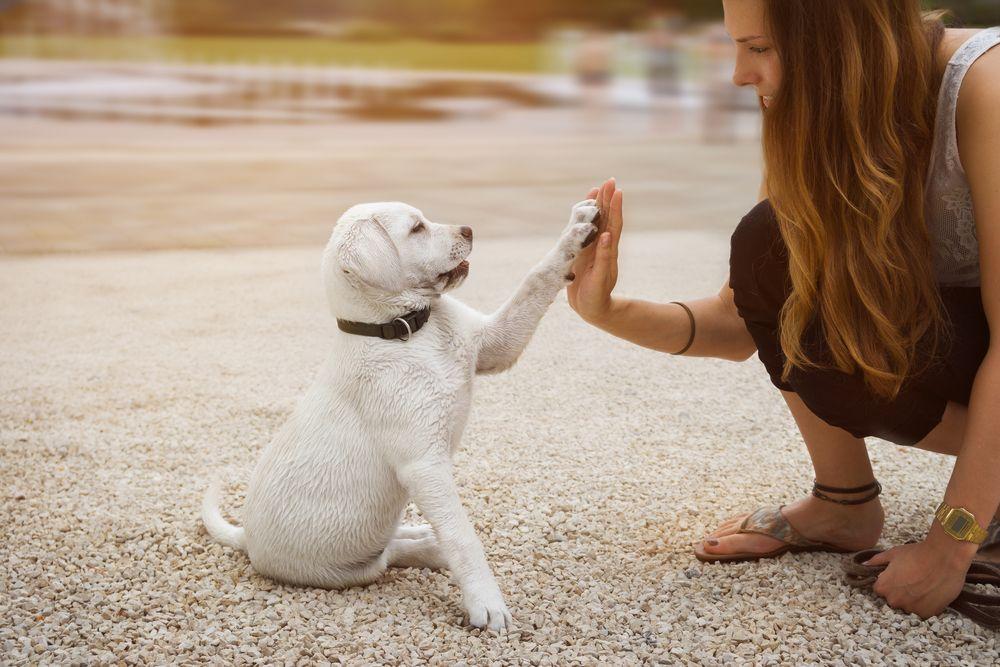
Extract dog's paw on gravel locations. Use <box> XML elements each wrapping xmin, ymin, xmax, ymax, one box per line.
<box><xmin>462</xmin><ymin>594</ymin><xmax>514</xmax><ymax>632</ymax></box>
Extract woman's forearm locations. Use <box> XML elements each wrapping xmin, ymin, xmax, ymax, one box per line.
<box><xmin>935</xmin><ymin>347</ymin><xmax>1000</xmax><ymax>560</ymax></box>
<box><xmin>585</xmin><ymin>292</ymin><xmax>757</xmax><ymax>361</ymax></box>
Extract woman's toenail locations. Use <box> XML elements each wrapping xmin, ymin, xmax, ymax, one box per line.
<box><xmin>705</xmin><ymin>539</ymin><xmax>719</xmax><ymax>546</ymax></box>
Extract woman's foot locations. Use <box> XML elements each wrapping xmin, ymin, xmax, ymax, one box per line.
<box><xmin>699</xmin><ymin>493</ymin><xmax>885</xmax><ymax>559</ymax></box>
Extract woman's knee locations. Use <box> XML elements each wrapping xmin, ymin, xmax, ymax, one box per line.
<box><xmin>788</xmin><ymin>367</ymin><xmax>947</xmax><ymax>446</ymax></box>
<box><xmin>910</xmin><ymin>401</ymin><xmax>966</xmax><ymax>456</ymax></box>
<box><xmin>788</xmin><ymin>371</ymin><xmax>871</xmax><ymax>440</ymax></box>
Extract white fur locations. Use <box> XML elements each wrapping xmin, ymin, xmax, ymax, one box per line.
<box><xmin>202</xmin><ymin>200</ymin><xmax>599</xmax><ymax>631</ymax></box>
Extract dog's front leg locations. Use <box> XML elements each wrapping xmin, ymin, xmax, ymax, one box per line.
<box><xmin>396</xmin><ymin>456</ymin><xmax>513</xmax><ymax>631</ymax></box>
<box><xmin>475</xmin><ymin>200</ymin><xmax>599</xmax><ymax>374</ymax></box>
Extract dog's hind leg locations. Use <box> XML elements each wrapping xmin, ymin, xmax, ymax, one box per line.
<box><xmin>394</xmin><ymin>523</ymin><xmax>436</xmax><ymax>541</ymax></box>
<box><xmin>307</xmin><ymin>553</ymin><xmax>391</xmax><ymax>589</ymax></box>
<box><xmin>308</xmin><ymin>536</ymin><xmax>446</xmax><ymax>586</ymax></box>
<box><xmin>385</xmin><ymin>537</ymin><xmax>448</xmax><ymax>570</ymax></box>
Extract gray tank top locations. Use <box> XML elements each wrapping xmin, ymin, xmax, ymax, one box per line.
<box><xmin>925</xmin><ymin>27</ymin><xmax>1000</xmax><ymax>287</ymax></box>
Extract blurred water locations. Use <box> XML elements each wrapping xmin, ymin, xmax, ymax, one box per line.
<box><xmin>0</xmin><ymin>60</ymin><xmax>555</xmax><ymax>124</ymax></box>
<box><xmin>0</xmin><ymin>57</ymin><xmax>758</xmax><ymax>126</ymax></box>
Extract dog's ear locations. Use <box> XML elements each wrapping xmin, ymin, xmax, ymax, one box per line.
<box><xmin>336</xmin><ymin>215</ymin><xmax>405</xmax><ymax>293</ymax></box>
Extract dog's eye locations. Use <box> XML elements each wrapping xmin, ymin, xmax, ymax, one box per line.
<box><xmin>410</xmin><ymin>222</ymin><xmax>425</xmax><ymax>234</ymax></box>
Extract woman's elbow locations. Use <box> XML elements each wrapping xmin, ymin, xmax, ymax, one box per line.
<box><xmin>723</xmin><ymin>332</ymin><xmax>757</xmax><ymax>362</ymax></box>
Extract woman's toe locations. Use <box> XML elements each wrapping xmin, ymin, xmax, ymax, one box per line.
<box><xmin>700</xmin><ymin>534</ymin><xmax>739</xmax><ymax>554</ymax></box>
<box><xmin>701</xmin><ymin>533</ymin><xmax>783</xmax><ymax>555</ymax></box>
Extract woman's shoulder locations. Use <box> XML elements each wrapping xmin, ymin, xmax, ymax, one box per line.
<box><xmin>935</xmin><ymin>28</ymin><xmax>989</xmax><ymax>69</ymax></box>
<box><xmin>936</xmin><ymin>27</ymin><xmax>1000</xmax><ymax>90</ymax></box>
<box><xmin>954</xmin><ymin>29</ymin><xmax>1000</xmax><ymax>154</ymax></box>
<box><xmin>957</xmin><ymin>31</ymin><xmax>1000</xmax><ymax>97</ymax></box>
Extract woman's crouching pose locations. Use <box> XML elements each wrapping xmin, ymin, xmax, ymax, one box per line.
<box><xmin>569</xmin><ymin>0</ymin><xmax>1000</xmax><ymax>621</ymax></box>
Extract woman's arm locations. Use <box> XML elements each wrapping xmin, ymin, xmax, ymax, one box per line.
<box><xmin>567</xmin><ymin>179</ymin><xmax>757</xmax><ymax>362</ymax></box>
<box><xmin>582</xmin><ymin>282</ymin><xmax>757</xmax><ymax>361</ymax></box>
<box><xmin>936</xmin><ymin>43</ymin><xmax>1000</xmax><ymax>544</ymax></box>
<box><xmin>867</xmin><ymin>45</ymin><xmax>1000</xmax><ymax>619</ymax></box>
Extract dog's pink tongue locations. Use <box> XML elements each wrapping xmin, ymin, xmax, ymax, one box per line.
<box><xmin>459</xmin><ymin>260</ymin><xmax>469</xmax><ymax>269</ymax></box>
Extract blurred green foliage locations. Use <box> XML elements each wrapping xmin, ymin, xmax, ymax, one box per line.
<box><xmin>923</xmin><ymin>0</ymin><xmax>998</xmax><ymax>25</ymax></box>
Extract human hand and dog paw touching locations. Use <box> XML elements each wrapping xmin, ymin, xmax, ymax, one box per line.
<box><xmin>201</xmin><ymin>196</ymin><xmax>602</xmax><ymax>633</ymax></box>
<box><xmin>566</xmin><ymin>178</ymin><xmax>622</xmax><ymax>323</ymax></box>
<box><xmin>553</xmin><ymin>198</ymin><xmax>601</xmax><ymax>279</ymax></box>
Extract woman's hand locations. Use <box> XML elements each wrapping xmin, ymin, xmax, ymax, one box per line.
<box><xmin>567</xmin><ymin>178</ymin><xmax>624</xmax><ymax>324</ymax></box>
<box><xmin>865</xmin><ymin>536</ymin><xmax>974</xmax><ymax>619</ymax></box>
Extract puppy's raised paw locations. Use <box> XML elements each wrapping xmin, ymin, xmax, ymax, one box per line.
<box><xmin>570</xmin><ymin>199</ymin><xmax>600</xmax><ymax>227</ymax></box>
<box><xmin>558</xmin><ymin>215</ymin><xmax>599</xmax><ymax>262</ymax></box>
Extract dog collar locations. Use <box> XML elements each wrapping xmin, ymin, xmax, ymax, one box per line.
<box><xmin>336</xmin><ymin>307</ymin><xmax>431</xmax><ymax>342</ymax></box>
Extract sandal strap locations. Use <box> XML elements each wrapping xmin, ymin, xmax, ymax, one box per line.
<box><xmin>967</xmin><ymin>560</ymin><xmax>1000</xmax><ymax>586</ymax></box>
<box><xmin>738</xmin><ymin>506</ymin><xmax>824</xmax><ymax>548</ymax></box>
<box><xmin>842</xmin><ymin>549</ymin><xmax>1000</xmax><ymax>631</ymax></box>
<box><xmin>951</xmin><ymin>589</ymin><xmax>1000</xmax><ymax>632</ymax></box>
<box><xmin>981</xmin><ymin>518</ymin><xmax>1000</xmax><ymax>550</ymax></box>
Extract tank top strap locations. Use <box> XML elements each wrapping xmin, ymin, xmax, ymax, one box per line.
<box><xmin>934</xmin><ymin>27</ymin><xmax>1000</xmax><ymax>176</ymax></box>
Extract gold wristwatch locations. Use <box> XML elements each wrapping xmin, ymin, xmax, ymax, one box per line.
<box><xmin>935</xmin><ymin>501</ymin><xmax>988</xmax><ymax>544</ymax></box>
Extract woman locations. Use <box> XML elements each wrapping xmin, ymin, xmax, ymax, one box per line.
<box><xmin>568</xmin><ymin>0</ymin><xmax>999</xmax><ymax>620</ymax></box>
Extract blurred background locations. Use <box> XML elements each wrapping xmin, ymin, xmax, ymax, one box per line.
<box><xmin>0</xmin><ymin>1</ymin><xmax>995</xmax><ymax>254</ymax></box>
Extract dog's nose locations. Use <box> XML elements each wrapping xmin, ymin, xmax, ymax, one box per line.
<box><xmin>459</xmin><ymin>226</ymin><xmax>473</xmax><ymax>240</ymax></box>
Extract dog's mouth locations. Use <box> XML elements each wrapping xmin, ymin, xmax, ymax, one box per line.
<box><xmin>439</xmin><ymin>259</ymin><xmax>470</xmax><ymax>284</ymax></box>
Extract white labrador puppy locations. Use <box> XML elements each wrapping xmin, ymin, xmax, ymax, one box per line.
<box><xmin>202</xmin><ymin>199</ymin><xmax>599</xmax><ymax>631</ymax></box>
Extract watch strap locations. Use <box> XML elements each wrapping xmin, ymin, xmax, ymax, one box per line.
<box><xmin>935</xmin><ymin>501</ymin><xmax>988</xmax><ymax>544</ymax></box>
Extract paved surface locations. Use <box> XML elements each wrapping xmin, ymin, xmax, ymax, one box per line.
<box><xmin>2</xmin><ymin>232</ymin><xmax>996</xmax><ymax>664</ymax></box>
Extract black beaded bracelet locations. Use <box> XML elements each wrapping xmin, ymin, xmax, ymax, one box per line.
<box><xmin>670</xmin><ymin>301</ymin><xmax>696</xmax><ymax>356</ymax></box>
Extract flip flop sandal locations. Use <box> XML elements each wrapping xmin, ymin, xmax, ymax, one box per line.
<box><xmin>979</xmin><ymin>518</ymin><xmax>1000</xmax><ymax>553</ymax></box>
<box><xmin>843</xmin><ymin>548</ymin><xmax>1000</xmax><ymax>631</ymax></box>
<box><xmin>694</xmin><ymin>505</ymin><xmax>856</xmax><ymax>564</ymax></box>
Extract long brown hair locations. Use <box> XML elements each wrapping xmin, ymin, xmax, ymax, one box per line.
<box><xmin>761</xmin><ymin>0</ymin><xmax>948</xmax><ymax>400</ymax></box>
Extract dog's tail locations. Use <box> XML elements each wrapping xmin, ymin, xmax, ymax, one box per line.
<box><xmin>201</xmin><ymin>480</ymin><xmax>246</xmax><ymax>551</ymax></box>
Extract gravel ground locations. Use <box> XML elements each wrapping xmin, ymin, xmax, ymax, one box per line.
<box><xmin>2</xmin><ymin>230</ymin><xmax>997</xmax><ymax>664</ymax></box>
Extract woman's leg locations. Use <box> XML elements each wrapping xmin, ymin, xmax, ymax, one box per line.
<box><xmin>913</xmin><ymin>401</ymin><xmax>965</xmax><ymax>456</ymax></box>
<box><xmin>702</xmin><ymin>397</ymin><xmax>999</xmax><ymax>557</ymax></box>
<box><xmin>700</xmin><ymin>390</ymin><xmax>884</xmax><ymax>557</ymax></box>
<box><xmin>720</xmin><ymin>201</ymin><xmax>992</xmax><ymax>556</ymax></box>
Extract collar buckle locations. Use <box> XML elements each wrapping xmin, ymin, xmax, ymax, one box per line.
<box><xmin>392</xmin><ymin>317</ymin><xmax>413</xmax><ymax>342</ymax></box>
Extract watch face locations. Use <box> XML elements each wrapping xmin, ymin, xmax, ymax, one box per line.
<box><xmin>951</xmin><ymin>514</ymin><xmax>971</xmax><ymax>533</ymax></box>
